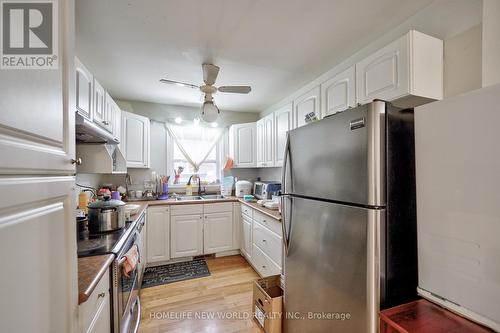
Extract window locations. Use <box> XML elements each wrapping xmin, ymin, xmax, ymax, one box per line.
<box><xmin>167</xmin><ymin>124</ymin><xmax>223</xmax><ymax>185</ymax></box>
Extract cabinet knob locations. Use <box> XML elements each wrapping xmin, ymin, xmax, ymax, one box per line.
<box><xmin>102</xmin><ymin>120</ymin><xmax>110</xmax><ymax>125</ymax></box>
<box><xmin>262</xmin><ymin>239</ymin><xmax>267</xmax><ymax>243</ymax></box>
<box><xmin>97</xmin><ymin>292</ymin><xmax>105</xmax><ymax>298</ymax></box>
<box><xmin>262</xmin><ymin>265</ymin><xmax>266</xmax><ymax>269</ymax></box>
<box><xmin>71</xmin><ymin>158</ymin><xmax>82</xmax><ymax>165</ymax></box>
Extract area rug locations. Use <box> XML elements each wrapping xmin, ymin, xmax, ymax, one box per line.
<box><xmin>141</xmin><ymin>258</ymin><xmax>210</xmax><ymax>288</ymax></box>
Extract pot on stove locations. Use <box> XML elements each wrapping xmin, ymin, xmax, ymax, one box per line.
<box><xmin>88</xmin><ymin>197</ymin><xmax>126</xmax><ymax>233</ymax></box>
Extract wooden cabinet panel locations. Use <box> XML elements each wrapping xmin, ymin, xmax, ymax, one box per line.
<box><xmin>121</xmin><ymin>111</ymin><xmax>150</xmax><ymax>168</ymax></box>
<box><xmin>93</xmin><ymin>79</ymin><xmax>109</xmax><ymax>131</ymax></box>
<box><xmin>273</xmin><ymin>103</ymin><xmax>293</xmax><ymax>167</ymax></box>
<box><xmin>321</xmin><ymin>66</ymin><xmax>356</xmax><ymax>116</ymax></box>
<box><xmin>204</xmin><ymin>212</ymin><xmax>233</xmax><ymax>254</ymax></box>
<box><xmin>170</xmin><ymin>214</ymin><xmax>203</xmax><ymax>258</ymax></box>
<box><xmin>293</xmin><ymin>86</ymin><xmax>321</xmax><ymax>128</ymax></box>
<box><xmin>147</xmin><ymin>206</ymin><xmax>170</xmax><ymax>263</ymax></box>
<box><xmin>229</xmin><ymin>122</ymin><xmax>256</xmax><ymax>168</ymax></box>
<box><xmin>241</xmin><ymin>215</ymin><xmax>253</xmax><ymax>259</ymax></box>
<box><xmin>75</xmin><ymin>57</ymin><xmax>93</xmax><ymax>120</ymax></box>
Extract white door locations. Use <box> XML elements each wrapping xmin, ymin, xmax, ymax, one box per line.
<box><xmin>241</xmin><ymin>215</ymin><xmax>252</xmax><ymax>259</ymax></box>
<box><xmin>256</xmin><ymin>119</ymin><xmax>264</xmax><ymax>166</ymax></box>
<box><xmin>273</xmin><ymin>103</ymin><xmax>293</xmax><ymax>167</ymax></box>
<box><xmin>356</xmin><ymin>35</ymin><xmax>409</xmax><ymax>105</ymax></box>
<box><xmin>263</xmin><ymin>113</ymin><xmax>274</xmax><ymax>166</ymax></box>
<box><xmin>231</xmin><ymin>123</ymin><xmax>256</xmax><ymax>168</ymax></box>
<box><xmin>147</xmin><ymin>206</ymin><xmax>170</xmax><ymax>263</ymax></box>
<box><xmin>321</xmin><ymin>66</ymin><xmax>356</xmax><ymax>116</ymax></box>
<box><xmin>122</xmin><ymin>111</ymin><xmax>150</xmax><ymax>168</ymax></box>
<box><xmin>171</xmin><ymin>214</ymin><xmax>203</xmax><ymax>258</ymax></box>
<box><xmin>204</xmin><ymin>212</ymin><xmax>233</xmax><ymax>254</ymax></box>
<box><xmin>93</xmin><ymin>79</ymin><xmax>110</xmax><ymax>131</ymax></box>
<box><xmin>0</xmin><ymin>176</ymin><xmax>78</xmax><ymax>333</ymax></box>
<box><xmin>75</xmin><ymin>57</ymin><xmax>93</xmax><ymax>120</ymax></box>
<box><xmin>0</xmin><ymin>3</ymin><xmax>75</xmax><ymax>175</ymax></box>
<box><xmin>293</xmin><ymin>86</ymin><xmax>321</xmax><ymax>128</ymax></box>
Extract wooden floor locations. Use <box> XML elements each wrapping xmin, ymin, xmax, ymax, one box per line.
<box><xmin>139</xmin><ymin>255</ymin><xmax>263</xmax><ymax>333</ymax></box>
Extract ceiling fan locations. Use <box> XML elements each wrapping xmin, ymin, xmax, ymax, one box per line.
<box><xmin>160</xmin><ymin>63</ymin><xmax>252</xmax><ymax>122</ymax></box>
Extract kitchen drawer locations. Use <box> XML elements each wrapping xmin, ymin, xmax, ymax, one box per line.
<box><xmin>204</xmin><ymin>202</ymin><xmax>233</xmax><ymax>214</ymax></box>
<box><xmin>241</xmin><ymin>203</ymin><xmax>253</xmax><ymax>219</ymax></box>
<box><xmin>78</xmin><ymin>268</ymin><xmax>110</xmax><ymax>333</ymax></box>
<box><xmin>253</xmin><ymin>211</ymin><xmax>281</xmax><ymax>236</ymax></box>
<box><xmin>171</xmin><ymin>204</ymin><xmax>203</xmax><ymax>216</ymax></box>
<box><xmin>253</xmin><ymin>221</ymin><xmax>283</xmax><ymax>267</ymax></box>
<box><xmin>252</xmin><ymin>244</ymin><xmax>281</xmax><ymax>277</ymax></box>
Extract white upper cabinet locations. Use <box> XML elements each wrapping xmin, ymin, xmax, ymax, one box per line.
<box><xmin>121</xmin><ymin>111</ymin><xmax>150</xmax><ymax>168</ymax></box>
<box><xmin>274</xmin><ymin>103</ymin><xmax>293</xmax><ymax>167</ymax></box>
<box><xmin>256</xmin><ymin>113</ymin><xmax>274</xmax><ymax>168</ymax></box>
<box><xmin>229</xmin><ymin>122</ymin><xmax>256</xmax><ymax>168</ymax></box>
<box><xmin>293</xmin><ymin>86</ymin><xmax>321</xmax><ymax>128</ymax></box>
<box><xmin>356</xmin><ymin>30</ymin><xmax>443</xmax><ymax>108</ymax></box>
<box><xmin>75</xmin><ymin>57</ymin><xmax>93</xmax><ymax>120</ymax></box>
<box><xmin>105</xmin><ymin>93</ymin><xmax>121</xmax><ymax>142</ymax></box>
<box><xmin>321</xmin><ymin>66</ymin><xmax>356</xmax><ymax>116</ymax></box>
<box><xmin>93</xmin><ymin>79</ymin><xmax>111</xmax><ymax>131</ymax></box>
<box><xmin>203</xmin><ymin>212</ymin><xmax>234</xmax><ymax>254</ymax></box>
<box><xmin>0</xmin><ymin>2</ymin><xmax>75</xmax><ymax>175</ymax></box>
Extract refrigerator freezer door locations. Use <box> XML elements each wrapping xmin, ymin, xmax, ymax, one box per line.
<box><xmin>287</xmin><ymin>101</ymin><xmax>386</xmax><ymax>207</ymax></box>
<box><xmin>283</xmin><ymin>196</ymin><xmax>384</xmax><ymax>333</ymax></box>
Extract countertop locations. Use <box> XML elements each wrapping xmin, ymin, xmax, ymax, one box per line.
<box><xmin>128</xmin><ymin>196</ymin><xmax>281</xmax><ymax>221</ymax></box>
<box><xmin>78</xmin><ymin>254</ymin><xmax>114</xmax><ymax>304</ymax></box>
<box><xmin>77</xmin><ymin>203</ymin><xmax>147</xmax><ymax>305</ymax></box>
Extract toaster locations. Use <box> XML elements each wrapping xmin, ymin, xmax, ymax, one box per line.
<box><xmin>253</xmin><ymin>181</ymin><xmax>281</xmax><ymax>200</ymax></box>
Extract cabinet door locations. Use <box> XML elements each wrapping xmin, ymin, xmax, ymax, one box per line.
<box><xmin>230</xmin><ymin>123</ymin><xmax>256</xmax><ymax>168</ymax></box>
<box><xmin>293</xmin><ymin>86</ymin><xmax>321</xmax><ymax>128</ymax></box>
<box><xmin>0</xmin><ymin>0</ymin><xmax>75</xmax><ymax>175</ymax></box>
<box><xmin>111</xmin><ymin>100</ymin><xmax>121</xmax><ymax>143</ymax></box>
<box><xmin>321</xmin><ymin>66</ymin><xmax>356</xmax><ymax>116</ymax></box>
<box><xmin>356</xmin><ymin>34</ymin><xmax>409</xmax><ymax>105</ymax></box>
<box><xmin>263</xmin><ymin>113</ymin><xmax>274</xmax><ymax>166</ymax></box>
<box><xmin>86</xmin><ymin>290</ymin><xmax>110</xmax><ymax>333</ymax></box>
<box><xmin>204</xmin><ymin>212</ymin><xmax>233</xmax><ymax>254</ymax></box>
<box><xmin>273</xmin><ymin>103</ymin><xmax>292</xmax><ymax>167</ymax></box>
<box><xmin>75</xmin><ymin>57</ymin><xmax>93</xmax><ymax>120</ymax></box>
<box><xmin>0</xmin><ymin>176</ymin><xmax>78</xmax><ymax>333</ymax></box>
<box><xmin>103</xmin><ymin>92</ymin><xmax>115</xmax><ymax>134</ymax></box>
<box><xmin>256</xmin><ymin>119</ymin><xmax>265</xmax><ymax>166</ymax></box>
<box><xmin>122</xmin><ymin>111</ymin><xmax>150</xmax><ymax>168</ymax></box>
<box><xmin>93</xmin><ymin>79</ymin><xmax>110</xmax><ymax>131</ymax></box>
<box><xmin>241</xmin><ymin>215</ymin><xmax>252</xmax><ymax>259</ymax></box>
<box><xmin>171</xmin><ymin>214</ymin><xmax>203</xmax><ymax>258</ymax></box>
<box><xmin>147</xmin><ymin>206</ymin><xmax>170</xmax><ymax>263</ymax></box>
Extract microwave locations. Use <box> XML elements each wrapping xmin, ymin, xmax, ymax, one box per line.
<box><xmin>253</xmin><ymin>181</ymin><xmax>281</xmax><ymax>200</ymax></box>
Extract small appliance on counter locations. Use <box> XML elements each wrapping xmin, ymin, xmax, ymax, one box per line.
<box><xmin>87</xmin><ymin>196</ymin><xmax>126</xmax><ymax>233</ymax></box>
<box><xmin>235</xmin><ymin>180</ymin><xmax>253</xmax><ymax>197</ymax></box>
<box><xmin>253</xmin><ymin>181</ymin><xmax>281</xmax><ymax>200</ymax></box>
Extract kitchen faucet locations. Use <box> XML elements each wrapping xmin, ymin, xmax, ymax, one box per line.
<box><xmin>197</xmin><ymin>175</ymin><xmax>206</xmax><ymax>196</ymax></box>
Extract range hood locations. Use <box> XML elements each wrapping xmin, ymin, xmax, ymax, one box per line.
<box><xmin>76</xmin><ymin>113</ymin><xmax>119</xmax><ymax>144</ymax></box>
<box><xmin>76</xmin><ymin>144</ymin><xmax>126</xmax><ymax>174</ymax></box>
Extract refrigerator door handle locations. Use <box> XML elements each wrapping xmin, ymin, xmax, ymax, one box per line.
<box><xmin>281</xmin><ymin>194</ymin><xmax>292</xmax><ymax>256</ymax></box>
<box><xmin>281</xmin><ymin>132</ymin><xmax>291</xmax><ymax>194</ymax></box>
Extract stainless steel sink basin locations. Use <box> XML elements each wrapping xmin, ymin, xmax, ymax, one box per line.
<box><xmin>176</xmin><ymin>196</ymin><xmax>203</xmax><ymax>201</ymax></box>
<box><xmin>201</xmin><ymin>195</ymin><xmax>227</xmax><ymax>200</ymax></box>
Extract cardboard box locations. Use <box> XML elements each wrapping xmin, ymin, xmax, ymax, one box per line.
<box><xmin>253</xmin><ymin>275</ymin><xmax>283</xmax><ymax>333</ymax></box>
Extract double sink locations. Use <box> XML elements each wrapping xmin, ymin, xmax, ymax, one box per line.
<box><xmin>176</xmin><ymin>194</ymin><xmax>227</xmax><ymax>201</ymax></box>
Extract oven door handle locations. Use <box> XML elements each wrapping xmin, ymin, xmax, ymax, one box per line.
<box><xmin>132</xmin><ymin>298</ymin><xmax>141</xmax><ymax>333</ymax></box>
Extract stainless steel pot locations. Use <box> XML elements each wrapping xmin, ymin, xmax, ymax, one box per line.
<box><xmin>88</xmin><ymin>198</ymin><xmax>126</xmax><ymax>233</ymax></box>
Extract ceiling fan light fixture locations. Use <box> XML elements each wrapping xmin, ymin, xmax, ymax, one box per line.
<box><xmin>200</xmin><ymin>101</ymin><xmax>220</xmax><ymax>123</ymax></box>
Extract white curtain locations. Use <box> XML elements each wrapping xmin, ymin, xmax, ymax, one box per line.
<box><xmin>165</xmin><ymin>123</ymin><xmax>223</xmax><ymax>172</ymax></box>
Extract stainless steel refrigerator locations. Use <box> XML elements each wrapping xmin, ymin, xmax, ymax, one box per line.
<box><xmin>281</xmin><ymin>101</ymin><xmax>418</xmax><ymax>333</ymax></box>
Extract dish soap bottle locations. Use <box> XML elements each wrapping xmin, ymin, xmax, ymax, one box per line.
<box><xmin>185</xmin><ymin>176</ymin><xmax>193</xmax><ymax>196</ymax></box>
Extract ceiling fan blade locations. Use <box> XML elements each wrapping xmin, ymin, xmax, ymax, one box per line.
<box><xmin>218</xmin><ymin>86</ymin><xmax>252</xmax><ymax>94</ymax></box>
<box><xmin>159</xmin><ymin>79</ymin><xmax>199</xmax><ymax>90</ymax></box>
<box><xmin>202</xmin><ymin>64</ymin><xmax>220</xmax><ymax>85</ymax></box>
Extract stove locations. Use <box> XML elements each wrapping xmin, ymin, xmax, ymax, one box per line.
<box><xmin>77</xmin><ymin>220</ymin><xmax>134</xmax><ymax>258</ymax></box>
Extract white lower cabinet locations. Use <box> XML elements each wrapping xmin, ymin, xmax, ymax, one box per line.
<box><xmin>204</xmin><ymin>212</ymin><xmax>233</xmax><ymax>254</ymax></box>
<box><xmin>147</xmin><ymin>206</ymin><xmax>170</xmax><ymax>263</ymax></box>
<box><xmin>79</xmin><ymin>268</ymin><xmax>111</xmax><ymax>333</ymax></box>
<box><xmin>252</xmin><ymin>244</ymin><xmax>282</xmax><ymax>277</ymax></box>
<box><xmin>170</xmin><ymin>214</ymin><xmax>204</xmax><ymax>258</ymax></box>
<box><xmin>241</xmin><ymin>214</ymin><xmax>253</xmax><ymax>260</ymax></box>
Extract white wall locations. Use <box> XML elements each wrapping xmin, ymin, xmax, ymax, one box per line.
<box><xmin>444</xmin><ymin>24</ymin><xmax>482</xmax><ymax>97</ymax></box>
<box><xmin>482</xmin><ymin>0</ymin><xmax>500</xmax><ymax>87</ymax></box>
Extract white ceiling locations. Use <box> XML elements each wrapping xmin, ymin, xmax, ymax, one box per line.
<box><xmin>76</xmin><ymin>0</ymin><xmax>438</xmax><ymax>112</ymax></box>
